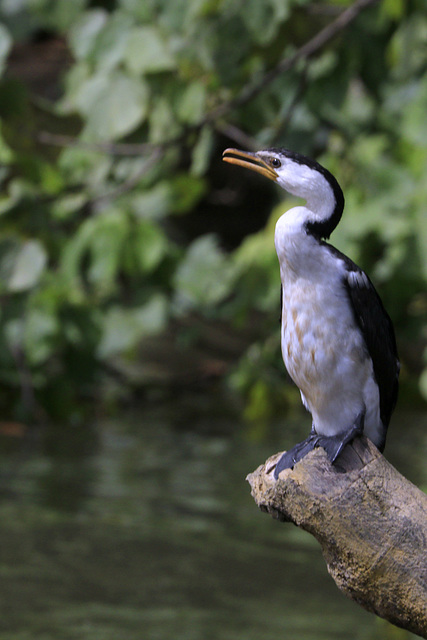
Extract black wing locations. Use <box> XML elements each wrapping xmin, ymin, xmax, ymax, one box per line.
<box><xmin>324</xmin><ymin>243</ymin><xmax>400</xmax><ymax>433</ymax></box>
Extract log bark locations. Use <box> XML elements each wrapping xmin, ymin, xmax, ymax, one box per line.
<box><xmin>246</xmin><ymin>437</ymin><xmax>427</xmax><ymax>638</ymax></box>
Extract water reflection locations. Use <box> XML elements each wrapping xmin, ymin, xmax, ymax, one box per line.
<box><xmin>0</xmin><ymin>401</ymin><xmax>424</xmax><ymax>640</ymax></box>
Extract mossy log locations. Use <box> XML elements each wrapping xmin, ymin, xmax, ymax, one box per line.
<box><xmin>247</xmin><ymin>437</ymin><xmax>427</xmax><ymax>638</ymax></box>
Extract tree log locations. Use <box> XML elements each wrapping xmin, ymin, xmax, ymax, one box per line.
<box><xmin>246</xmin><ymin>437</ymin><xmax>427</xmax><ymax>638</ymax></box>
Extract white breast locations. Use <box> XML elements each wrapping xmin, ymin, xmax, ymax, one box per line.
<box><xmin>276</xmin><ymin>218</ymin><xmax>380</xmax><ymax>439</ymax></box>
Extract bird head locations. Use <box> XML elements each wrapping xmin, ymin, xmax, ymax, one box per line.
<box><xmin>222</xmin><ymin>147</ymin><xmax>344</xmax><ymax>239</ymax></box>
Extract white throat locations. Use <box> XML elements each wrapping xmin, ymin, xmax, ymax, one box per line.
<box><xmin>273</xmin><ymin>164</ymin><xmax>337</xmax><ymax>261</ymax></box>
<box><xmin>276</xmin><ymin>163</ymin><xmax>336</xmax><ymax>224</ymax></box>
<box><xmin>274</xmin><ymin>206</ymin><xmax>319</xmax><ymax>279</ymax></box>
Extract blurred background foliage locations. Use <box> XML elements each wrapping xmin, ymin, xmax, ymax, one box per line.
<box><xmin>0</xmin><ymin>0</ymin><xmax>426</xmax><ymax>429</ymax></box>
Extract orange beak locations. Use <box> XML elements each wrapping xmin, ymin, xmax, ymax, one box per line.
<box><xmin>222</xmin><ymin>148</ymin><xmax>278</xmax><ymax>182</ymax></box>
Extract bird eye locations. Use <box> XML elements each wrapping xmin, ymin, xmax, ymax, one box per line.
<box><xmin>270</xmin><ymin>158</ymin><xmax>281</xmax><ymax>168</ymax></box>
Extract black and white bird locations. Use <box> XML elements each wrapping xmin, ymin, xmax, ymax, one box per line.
<box><xmin>223</xmin><ymin>147</ymin><xmax>399</xmax><ymax>478</ymax></box>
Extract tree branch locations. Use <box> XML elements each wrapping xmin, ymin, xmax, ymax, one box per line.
<box><xmin>206</xmin><ymin>0</ymin><xmax>380</xmax><ymax>121</ymax></box>
<box><xmin>91</xmin><ymin>146</ymin><xmax>164</xmax><ymax>207</ymax></box>
<box><xmin>247</xmin><ymin>437</ymin><xmax>427</xmax><ymax>638</ymax></box>
<box><xmin>37</xmin><ymin>131</ymin><xmax>158</xmax><ymax>156</ymax></box>
<box><xmin>38</xmin><ymin>0</ymin><xmax>379</xmax><ymax>157</ymax></box>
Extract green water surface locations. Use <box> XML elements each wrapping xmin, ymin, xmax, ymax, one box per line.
<box><xmin>0</xmin><ymin>403</ymin><xmax>425</xmax><ymax>640</ymax></box>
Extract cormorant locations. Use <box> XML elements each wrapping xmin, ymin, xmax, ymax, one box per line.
<box><xmin>223</xmin><ymin>147</ymin><xmax>399</xmax><ymax>478</ymax></box>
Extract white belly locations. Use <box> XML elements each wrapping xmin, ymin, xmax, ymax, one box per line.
<box><xmin>281</xmin><ymin>277</ymin><xmax>381</xmax><ymax>439</ymax></box>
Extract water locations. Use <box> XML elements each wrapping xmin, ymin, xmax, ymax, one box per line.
<box><xmin>0</xmin><ymin>399</ymin><xmax>425</xmax><ymax>640</ymax></box>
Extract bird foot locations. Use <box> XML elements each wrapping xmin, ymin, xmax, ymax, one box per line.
<box><xmin>315</xmin><ymin>410</ymin><xmax>365</xmax><ymax>464</ymax></box>
<box><xmin>273</xmin><ymin>434</ymin><xmax>320</xmax><ymax>478</ymax></box>
<box><xmin>273</xmin><ymin>411</ymin><xmax>365</xmax><ymax>479</ymax></box>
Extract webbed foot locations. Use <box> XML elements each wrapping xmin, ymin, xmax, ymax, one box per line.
<box><xmin>273</xmin><ymin>432</ymin><xmax>320</xmax><ymax>478</ymax></box>
<box><xmin>316</xmin><ymin>410</ymin><xmax>365</xmax><ymax>463</ymax></box>
<box><xmin>273</xmin><ymin>411</ymin><xmax>365</xmax><ymax>479</ymax></box>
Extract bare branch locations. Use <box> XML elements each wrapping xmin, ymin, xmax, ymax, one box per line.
<box><xmin>91</xmin><ymin>146</ymin><xmax>164</xmax><ymax>208</ymax></box>
<box><xmin>270</xmin><ymin>65</ymin><xmax>309</xmax><ymax>143</ymax></box>
<box><xmin>214</xmin><ymin>122</ymin><xmax>259</xmax><ymax>151</ymax></box>
<box><xmin>206</xmin><ymin>0</ymin><xmax>380</xmax><ymax>121</ymax></box>
<box><xmin>38</xmin><ymin>0</ymin><xmax>379</xmax><ymax>157</ymax></box>
<box><xmin>37</xmin><ymin>131</ymin><xmax>157</xmax><ymax>156</ymax></box>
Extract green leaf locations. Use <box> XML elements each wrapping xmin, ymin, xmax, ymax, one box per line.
<box><xmin>60</xmin><ymin>218</ymin><xmax>98</xmax><ymax>297</ymax></box>
<box><xmin>58</xmin><ymin>61</ymin><xmax>91</xmax><ymax>114</ymax></box>
<box><xmin>148</xmin><ymin>97</ymin><xmax>181</xmax><ymax>143</ymax></box>
<box><xmin>76</xmin><ymin>72</ymin><xmax>149</xmax><ymax>141</ymax></box>
<box><xmin>233</xmin><ymin>205</ymin><xmax>282</xmax><ymax>310</ymax></box>
<box><xmin>39</xmin><ymin>162</ymin><xmax>65</xmax><ymax>195</ymax></box>
<box><xmin>242</xmin><ymin>0</ymin><xmax>290</xmax><ymax>45</ymax></box>
<box><xmin>91</xmin><ymin>11</ymin><xmax>134</xmax><ymax>72</ymax></box>
<box><xmin>0</xmin><ymin>192</ymin><xmax>18</xmax><ymax>216</ymax></box>
<box><xmin>169</xmin><ymin>174</ymin><xmax>207</xmax><ymax>214</ymax></box>
<box><xmin>97</xmin><ymin>295</ymin><xmax>168</xmax><ymax>358</ymax></box>
<box><xmin>4</xmin><ymin>318</ymin><xmax>24</xmax><ymax>353</ymax></box>
<box><xmin>0</xmin><ymin>123</ymin><xmax>13</xmax><ymax>163</ymax></box>
<box><xmin>414</xmin><ymin>199</ymin><xmax>427</xmax><ymax>280</ymax></box>
<box><xmin>124</xmin><ymin>26</ymin><xmax>176</xmax><ymax>74</ymax></box>
<box><xmin>86</xmin><ymin>211</ymin><xmax>129</xmax><ymax>295</ymax></box>
<box><xmin>68</xmin><ymin>9</ymin><xmax>108</xmax><ymax>60</ymax></box>
<box><xmin>381</xmin><ymin>0</ymin><xmax>406</xmax><ymax>20</ymax></box>
<box><xmin>51</xmin><ymin>193</ymin><xmax>88</xmax><ymax>221</ymax></box>
<box><xmin>386</xmin><ymin>15</ymin><xmax>427</xmax><ymax>93</ymax></box>
<box><xmin>177</xmin><ymin>81</ymin><xmax>206</xmax><ymax>125</ymax></box>
<box><xmin>173</xmin><ymin>234</ymin><xmax>237</xmax><ymax>309</ymax></box>
<box><xmin>7</xmin><ymin>240</ymin><xmax>47</xmax><ymax>292</ymax></box>
<box><xmin>132</xmin><ymin>221</ymin><xmax>168</xmax><ymax>273</ymax></box>
<box><xmin>24</xmin><ymin>308</ymin><xmax>59</xmax><ymax>365</ymax></box>
<box><xmin>244</xmin><ymin>379</ymin><xmax>273</xmax><ymax>423</ymax></box>
<box><xmin>58</xmin><ymin>146</ymin><xmax>112</xmax><ymax>187</ymax></box>
<box><xmin>31</xmin><ymin>0</ymin><xmax>88</xmax><ymax>31</ymax></box>
<box><xmin>191</xmin><ymin>126</ymin><xmax>213</xmax><ymax>176</ymax></box>
<box><xmin>131</xmin><ymin>182</ymin><xmax>172</xmax><ymax>220</ymax></box>
<box><xmin>419</xmin><ymin>364</ymin><xmax>427</xmax><ymax>402</ymax></box>
<box><xmin>0</xmin><ymin>23</ymin><xmax>12</xmax><ymax>76</ymax></box>
<box><xmin>60</xmin><ymin>209</ymin><xmax>129</xmax><ymax>297</ymax></box>
<box><xmin>119</xmin><ymin>0</ymin><xmax>153</xmax><ymax>21</ymax></box>
<box><xmin>400</xmin><ymin>77</ymin><xmax>427</xmax><ymax>147</ymax></box>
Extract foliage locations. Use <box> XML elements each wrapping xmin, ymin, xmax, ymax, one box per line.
<box><xmin>0</xmin><ymin>0</ymin><xmax>426</xmax><ymax>423</ymax></box>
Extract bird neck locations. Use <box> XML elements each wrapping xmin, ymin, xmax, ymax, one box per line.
<box><xmin>275</xmin><ymin>193</ymin><xmax>335</xmax><ymax>242</ymax></box>
<box><xmin>274</xmin><ymin>205</ymin><xmax>333</xmax><ymax>280</ymax></box>
<box><xmin>276</xmin><ymin>164</ymin><xmax>344</xmax><ymax>240</ymax></box>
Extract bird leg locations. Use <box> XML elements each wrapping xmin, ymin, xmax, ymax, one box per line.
<box><xmin>273</xmin><ymin>412</ymin><xmax>365</xmax><ymax>479</ymax></box>
<box><xmin>315</xmin><ymin>410</ymin><xmax>365</xmax><ymax>464</ymax></box>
